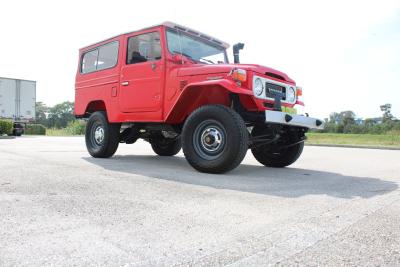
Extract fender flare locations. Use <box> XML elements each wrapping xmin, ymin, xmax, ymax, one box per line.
<box><xmin>164</xmin><ymin>79</ymin><xmax>254</xmax><ymax>123</ymax></box>
<box><xmin>182</xmin><ymin>79</ymin><xmax>253</xmax><ymax>95</ymax></box>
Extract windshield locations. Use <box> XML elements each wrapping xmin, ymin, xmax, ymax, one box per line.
<box><xmin>166</xmin><ymin>29</ymin><xmax>227</xmax><ymax>64</ymax></box>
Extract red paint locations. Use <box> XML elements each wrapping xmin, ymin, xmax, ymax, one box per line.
<box><xmin>75</xmin><ymin>23</ymin><xmax>299</xmax><ymax>124</ymax></box>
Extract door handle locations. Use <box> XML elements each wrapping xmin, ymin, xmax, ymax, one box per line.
<box><xmin>151</xmin><ymin>63</ymin><xmax>157</xmax><ymax>70</ymax></box>
<box><xmin>121</xmin><ymin>81</ymin><xmax>129</xmax><ymax>86</ymax></box>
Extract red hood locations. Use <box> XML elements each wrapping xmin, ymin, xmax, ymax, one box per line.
<box><xmin>177</xmin><ymin>63</ymin><xmax>295</xmax><ymax>83</ymax></box>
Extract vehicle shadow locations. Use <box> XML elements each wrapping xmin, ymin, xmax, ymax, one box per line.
<box><xmin>83</xmin><ymin>155</ymin><xmax>398</xmax><ymax>199</ymax></box>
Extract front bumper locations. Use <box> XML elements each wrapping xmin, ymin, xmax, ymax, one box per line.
<box><xmin>265</xmin><ymin>110</ymin><xmax>324</xmax><ymax>130</ymax></box>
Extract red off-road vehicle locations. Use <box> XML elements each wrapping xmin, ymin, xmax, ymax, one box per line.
<box><xmin>75</xmin><ymin>22</ymin><xmax>323</xmax><ymax>173</ymax></box>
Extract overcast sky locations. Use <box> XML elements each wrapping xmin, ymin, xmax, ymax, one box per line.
<box><xmin>0</xmin><ymin>0</ymin><xmax>399</xmax><ymax>119</ymax></box>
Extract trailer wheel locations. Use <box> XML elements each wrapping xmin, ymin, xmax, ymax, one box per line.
<box><xmin>13</xmin><ymin>130</ymin><xmax>23</xmax><ymax>136</ymax></box>
<box><xmin>85</xmin><ymin>111</ymin><xmax>120</xmax><ymax>158</ymax></box>
<box><xmin>12</xmin><ymin>123</ymin><xmax>24</xmax><ymax>136</ymax></box>
<box><xmin>151</xmin><ymin>137</ymin><xmax>181</xmax><ymax>156</ymax></box>
<box><xmin>182</xmin><ymin>105</ymin><xmax>248</xmax><ymax>173</ymax></box>
<box><xmin>251</xmin><ymin>126</ymin><xmax>304</xmax><ymax>167</ymax></box>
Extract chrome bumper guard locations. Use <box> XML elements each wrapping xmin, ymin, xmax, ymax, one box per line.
<box><xmin>265</xmin><ymin>110</ymin><xmax>324</xmax><ymax>130</ymax></box>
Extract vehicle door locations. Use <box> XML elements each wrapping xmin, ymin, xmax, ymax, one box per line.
<box><xmin>119</xmin><ymin>30</ymin><xmax>164</xmax><ymax>112</ymax></box>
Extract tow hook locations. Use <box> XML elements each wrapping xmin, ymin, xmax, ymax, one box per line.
<box><xmin>285</xmin><ymin>114</ymin><xmax>293</xmax><ymax>122</ymax></box>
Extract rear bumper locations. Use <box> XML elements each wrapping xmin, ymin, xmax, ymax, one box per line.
<box><xmin>265</xmin><ymin>110</ymin><xmax>324</xmax><ymax>130</ymax></box>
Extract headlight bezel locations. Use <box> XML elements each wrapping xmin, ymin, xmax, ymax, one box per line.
<box><xmin>286</xmin><ymin>87</ymin><xmax>296</xmax><ymax>103</ymax></box>
<box><xmin>252</xmin><ymin>75</ymin><xmax>297</xmax><ymax>104</ymax></box>
<box><xmin>253</xmin><ymin>77</ymin><xmax>264</xmax><ymax>96</ymax></box>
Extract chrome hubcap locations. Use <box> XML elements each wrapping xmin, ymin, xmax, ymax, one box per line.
<box><xmin>200</xmin><ymin>127</ymin><xmax>223</xmax><ymax>152</ymax></box>
<box><xmin>94</xmin><ymin>126</ymin><xmax>104</xmax><ymax>144</ymax></box>
<box><xmin>193</xmin><ymin>120</ymin><xmax>226</xmax><ymax>160</ymax></box>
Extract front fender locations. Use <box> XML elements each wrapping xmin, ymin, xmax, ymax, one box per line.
<box><xmin>164</xmin><ymin>79</ymin><xmax>254</xmax><ymax>123</ymax></box>
<box><xmin>185</xmin><ymin>79</ymin><xmax>254</xmax><ymax>95</ymax></box>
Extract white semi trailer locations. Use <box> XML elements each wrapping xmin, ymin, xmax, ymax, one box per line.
<box><xmin>0</xmin><ymin>77</ymin><xmax>36</xmax><ymax>136</ymax></box>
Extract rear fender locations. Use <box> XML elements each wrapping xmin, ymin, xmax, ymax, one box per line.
<box><xmin>75</xmin><ymin>100</ymin><xmax>107</xmax><ymax>118</ymax></box>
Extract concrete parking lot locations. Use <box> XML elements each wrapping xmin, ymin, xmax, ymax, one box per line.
<box><xmin>0</xmin><ymin>136</ymin><xmax>400</xmax><ymax>266</ymax></box>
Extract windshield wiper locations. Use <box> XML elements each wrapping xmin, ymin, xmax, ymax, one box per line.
<box><xmin>199</xmin><ymin>58</ymin><xmax>215</xmax><ymax>64</ymax></box>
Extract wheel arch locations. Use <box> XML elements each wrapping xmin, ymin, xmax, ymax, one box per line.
<box><xmin>165</xmin><ymin>80</ymin><xmax>256</xmax><ymax>123</ymax></box>
<box><xmin>81</xmin><ymin>100</ymin><xmax>108</xmax><ymax>118</ymax></box>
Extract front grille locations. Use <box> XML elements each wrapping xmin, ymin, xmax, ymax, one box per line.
<box><xmin>265</xmin><ymin>72</ymin><xmax>285</xmax><ymax>81</ymax></box>
<box><xmin>265</xmin><ymin>82</ymin><xmax>286</xmax><ymax>100</ymax></box>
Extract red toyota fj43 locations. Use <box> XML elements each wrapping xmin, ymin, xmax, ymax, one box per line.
<box><xmin>75</xmin><ymin>22</ymin><xmax>323</xmax><ymax>173</ymax></box>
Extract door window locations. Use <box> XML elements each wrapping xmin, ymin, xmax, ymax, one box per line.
<box><xmin>127</xmin><ymin>32</ymin><xmax>162</xmax><ymax>64</ymax></box>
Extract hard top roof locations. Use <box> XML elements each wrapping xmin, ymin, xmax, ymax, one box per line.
<box><xmin>81</xmin><ymin>21</ymin><xmax>230</xmax><ymax>51</ymax></box>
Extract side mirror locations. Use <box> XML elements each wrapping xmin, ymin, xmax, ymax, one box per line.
<box><xmin>172</xmin><ymin>54</ymin><xmax>184</xmax><ymax>64</ymax></box>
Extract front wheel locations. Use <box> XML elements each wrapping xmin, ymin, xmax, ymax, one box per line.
<box><xmin>182</xmin><ymin>105</ymin><xmax>248</xmax><ymax>174</ymax></box>
<box><xmin>251</xmin><ymin>126</ymin><xmax>304</xmax><ymax>167</ymax></box>
<box><xmin>85</xmin><ymin>111</ymin><xmax>120</xmax><ymax>158</ymax></box>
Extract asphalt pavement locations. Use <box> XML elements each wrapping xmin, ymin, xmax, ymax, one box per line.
<box><xmin>0</xmin><ymin>136</ymin><xmax>399</xmax><ymax>266</ymax></box>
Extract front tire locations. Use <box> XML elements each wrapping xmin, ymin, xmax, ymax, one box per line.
<box><xmin>251</xmin><ymin>126</ymin><xmax>304</xmax><ymax>167</ymax></box>
<box><xmin>85</xmin><ymin>111</ymin><xmax>120</xmax><ymax>158</ymax></box>
<box><xmin>182</xmin><ymin>105</ymin><xmax>248</xmax><ymax>174</ymax></box>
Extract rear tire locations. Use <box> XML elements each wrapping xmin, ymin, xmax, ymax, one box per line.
<box><xmin>251</xmin><ymin>126</ymin><xmax>304</xmax><ymax>167</ymax></box>
<box><xmin>151</xmin><ymin>137</ymin><xmax>181</xmax><ymax>156</ymax></box>
<box><xmin>182</xmin><ymin>105</ymin><xmax>248</xmax><ymax>173</ymax></box>
<box><xmin>85</xmin><ymin>111</ymin><xmax>120</xmax><ymax>158</ymax></box>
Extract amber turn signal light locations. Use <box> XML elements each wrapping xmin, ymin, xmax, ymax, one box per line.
<box><xmin>229</xmin><ymin>68</ymin><xmax>247</xmax><ymax>82</ymax></box>
<box><xmin>296</xmin><ymin>86</ymin><xmax>303</xmax><ymax>96</ymax></box>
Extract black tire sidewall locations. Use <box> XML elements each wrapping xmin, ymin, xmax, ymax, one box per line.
<box><xmin>251</xmin><ymin>126</ymin><xmax>304</xmax><ymax>167</ymax></box>
<box><xmin>151</xmin><ymin>137</ymin><xmax>181</xmax><ymax>156</ymax></box>
<box><xmin>85</xmin><ymin>111</ymin><xmax>120</xmax><ymax>158</ymax></box>
<box><xmin>182</xmin><ymin>105</ymin><xmax>248</xmax><ymax>173</ymax></box>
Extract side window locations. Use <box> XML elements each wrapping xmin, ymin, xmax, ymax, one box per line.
<box><xmin>81</xmin><ymin>41</ymin><xmax>119</xmax><ymax>74</ymax></box>
<box><xmin>81</xmin><ymin>50</ymin><xmax>98</xmax><ymax>74</ymax></box>
<box><xmin>97</xmin><ymin>42</ymin><xmax>119</xmax><ymax>71</ymax></box>
<box><xmin>127</xmin><ymin>32</ymin><xmax>161</xmax><ymax>64</ymax></box>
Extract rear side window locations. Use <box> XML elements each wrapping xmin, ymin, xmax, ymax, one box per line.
<box><xmin>81</xmin><ymin>41</ymin><xmax>119</xmax><ymax>74</ymax></box>
<box><xmin>127</xmin><ymin>32</ymin><xmax>161</xmax><ymax>64</ymax></box>
<box><xmin>81</xmin><ymin>50</ymin><xmax>98</xmax><ymax>73</ymax></box>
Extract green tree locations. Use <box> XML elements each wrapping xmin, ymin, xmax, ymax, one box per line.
<box><xmin>340</xmin><ymin>111</ymin><xmax>356</xmax><ymax>133</ymax></box>
<box><xmin>35</xmin><ymin>102</ymin><xmax>49</xmax><ymax>127</ymax></box>
<box><xmin>380</xmin><ymin>103</ymin><xmax>393</xmax><ymax>122</ymax></box>
<box><xmin>47</xmin><ymin>101</ymin><xmax>75</xmax><ymax>128</ymax></box>
<box><xmin>328</xmin><ymin>112</ymin><xmax>341</xmax><ymax>123</ymax></box>
<box><xmin>339</xmin><ymin>111</ymin><xmax>356</xmax><ymax>121</ymax></box>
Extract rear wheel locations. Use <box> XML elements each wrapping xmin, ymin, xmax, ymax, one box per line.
<box><xmin>251</xmin><ymin>126</ymin><xmax>304</xmax><ymax>167</ymax></box>
<box><xmin>151</xmin><ymin>137</ymin><xmax>181</xmax><ymax>156</ymax></box>
<box><xmin>182</xmin><ymin>105</ymin><xmax>248</xmax><ymax>173</ymax></box>
<box><xmin>85</xmin><ymin>111</ymin><xmax>120</xmax><ymax>158</ymax></box>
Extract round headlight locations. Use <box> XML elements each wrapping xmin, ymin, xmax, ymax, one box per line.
<box><xmin>254</xmin><ymin>78</ymin><xmax>264</xmax><ymax>96</ymax></box>
<box><xmin>287</xmin><ymin>87</ymin><xmax>296</xmax><ymax>103</ymax></box>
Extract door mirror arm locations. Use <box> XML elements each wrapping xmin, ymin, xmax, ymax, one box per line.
<box><xmin>171</xmin><ymin>54</ymin><xmax>184</xmax><ymax>64</ymax></box>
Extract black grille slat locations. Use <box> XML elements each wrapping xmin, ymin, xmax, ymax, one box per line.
<box><xmin>265</xmin><ymin>72</ymin><xmax>285</xmax><ymax>81</ymax></box>
<box><xmin>265</xmin><ymin>82</ymin><xmax>286</xmax><ymax>100</ymax></box>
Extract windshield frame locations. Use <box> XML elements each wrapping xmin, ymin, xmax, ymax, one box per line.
<box><xmin>165</xmin><ymin>27</ymin><xmax>229</xmax><ymax>64</ymax></box>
